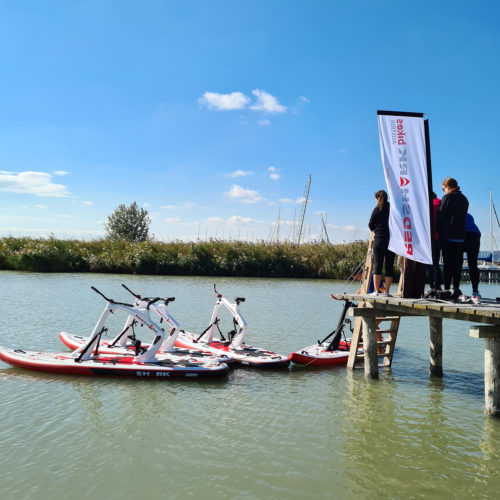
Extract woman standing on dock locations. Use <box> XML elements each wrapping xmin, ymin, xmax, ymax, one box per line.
<box><xmin>464</xmin><ymin>213</ymin><xmax>481</xmax><ymax>303</ymax></box>
<box><xmin>368</xmin><ymin>190</ymin><xmax>395</xmax><ymax>297</ymax></box>
<box><xmin>436</xmin><ymin>177</ymin><xmax>469</xmax><ymax>302</ymax></box>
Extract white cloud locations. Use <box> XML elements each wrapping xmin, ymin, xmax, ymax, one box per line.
<box><xmin>257</xmin><ymin>119</ymin><xmax>271</xmax><ymax>126</ymax></box>
<box><xmin>226</xmin><ymin>170</ymin><xmax>253</xmax><ymax>178</ymax></box>
<box><xmin>207</xmin><ymin>216</ymin><xmax>224</xmax><ymax>223</ymax></box>
<box><xmin>268</xmin><ymin>166</ymin><xmax>281</xmax><ymax>180</ymax></box>
<box><xmin>199</xmin><ymin>89</ymin><xmax>287</xmax><ymax>116</ymax></box>
<box><xmin>143</xmin><ymin>202</ymin><xmax>150</xmax><ymax>207</ymax></box>
<box><xmin>35</xmin><ymin>204</ymin><xmax>47</xmax><ymax>209</ymax></box>
<box><xmin>299</xmin><ymin>96</ymin><xmax>310</xmax><ymax>104</ymax></box>
<box><xmin>53</xmin><ymin>170</ymin><xmax>70</xmax><ymax>176</ymax></box>
<box><xmin>165</xmin><ymin>217</ymin><xmax>181</xmax><ymax>223</ymax></box>
<box><xmin>160</xmin><ymin>202</ymin><xmax>194</xmax><ymax>210</ymax></box>
<box><xmin>339</xmin><ymin>148</ymin><xmax>350</xmax><ymax>153</ymax></box>
<box><xmin>227</xmin><ymin>215</ymin><xmax>263</xmax><ymax>224</ymax></box>
<box><xmin>327</xmin><ymin>224</ymin><xmax>357</xmax><ymax>232</ymax></box>
<box><xmin>271</xmin><ymin>219</ymin><xmax>294</xmax><ymax>226</ymax></box>
<box><xmin>249</xmin><ymin>89</ymin><xmax>286</xmax><ymax>113</ymax></box>
<box><xmin>279</xmin><ymin>198</ymin><xmax>293</xmax><ymax>203</ymax></box>
<box><xmin>83</xmin><ymin>201</ymin><xmax>93</xmax><ymax>206</ymax></box>
<box><xmin>295</xmin><ymin>196</ymin><xmax>311</xmax><ymax>204</ymax></box>
<box><xmin>199</xmin><ymin>91</ymin><xmax>250</xmax><ymax>111</ymax></box>
<box><xmin>225</xmin><ymin>184</ymin><xmax>262</xmax><ymax>203</ymax></box>
<box><xmin>0</xmin><ymin>171</ymin><xmax>70</xmax><ymax>197</ymax></box>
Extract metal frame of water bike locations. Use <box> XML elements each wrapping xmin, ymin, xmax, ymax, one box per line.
<box><xmin>202</xmin><ymin>285</ymin><xmax>248</xmax><ymax>348</ymax></box>
<box><xmin>71</xmin><ymin>287</ymin><xmax>171</xmax><ymax>364</ymax></box>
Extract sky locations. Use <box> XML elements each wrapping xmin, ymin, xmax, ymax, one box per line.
<box><xmin>0</xmin><ymin>0</ymin><xmax>499</xmax><ymax>249</ymax></box>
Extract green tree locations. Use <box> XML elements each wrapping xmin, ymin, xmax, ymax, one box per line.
<box><xmin>104</xmin><ymin>202</ymin><xmax>151</xmax><ymax>242</ymax></box>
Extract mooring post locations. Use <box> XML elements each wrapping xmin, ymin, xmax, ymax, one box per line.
<box><xmin>470</xmin><ymin>326</ymin><xmax>500</xmax><ymax>417</ymax></box>
<box><xmin>429</xmin><ymin>316</ymin><xmax>443</xmax><ymax>377</ymax></box>
<box><xmin>484</xmin><ymin>338</ymin><xmax>500</xmax><ymax>417</ymax></box>
<box><xmin>362</xmin><ymin>315</ymin><xmax>379</xmax><ymax>379</ymax></box>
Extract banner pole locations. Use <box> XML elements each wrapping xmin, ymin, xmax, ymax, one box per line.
<box><xmin>424</xmin><ymin>118</ymin><xmax>434</xmax><ymax>247</ymax></box>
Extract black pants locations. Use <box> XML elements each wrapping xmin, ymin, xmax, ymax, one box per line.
<box><xmin>427</xmin><ymin>239</ymin><xmax>442</xmax><ymax>289</ymax></box>
<box><xmin>373</xmin><ymin>237</ymin><xmax>395</xmax><ymax>277</ymax></box>
<box><xmin>441</xmin><ymin>239</ymin><xmax>463</xmax><ymax>291</ymax></box>
<box><xmin>463</xmin><ymin>232</ymin><xmax>480</xmax><ymax>291</ymax></box>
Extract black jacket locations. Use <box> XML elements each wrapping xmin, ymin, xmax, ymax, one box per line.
<box><xmin>368</xmin><ymin>202</ymin><xmax>390</xmax><ymax>239</ymax></box>
<box><xmin>436</xmin><ymin>190</ymin><xmax>469</xmax><ymax>241</ymax></box>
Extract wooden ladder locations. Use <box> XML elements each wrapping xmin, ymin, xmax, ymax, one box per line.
<box><xmin>374</xmin><ymin>316</ymin><xmax>400</xmax><ymax>366</ymax></box>
<box><xmin>346</xmin><ymin>232</ymin><xmax>401</xmax><ymax>369</ymax></box>
<box><xmin>347</xmin><ymin>314</ymin><xmax>401</xmax><ymax>368</ymax></box>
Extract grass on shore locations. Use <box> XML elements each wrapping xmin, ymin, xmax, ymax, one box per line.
<box><xmin>0</xmin><ymin>237</ymin><xmax>369</xmax><ymax>279</ymax></box>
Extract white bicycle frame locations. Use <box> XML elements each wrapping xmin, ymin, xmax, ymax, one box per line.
<box><xmin>110</xmin><ymin>298</ymin><xmax>180</xmax><ymax>352</ymax></box>
<box><xmin>205</xmin><ymin>294</ymin><xmax>247</xmax><ymax>349</ymax></box>
<box><xmin>71</xmin><ymin>301</ymin><xmax>168</xmax><ymax>363</ymax></box>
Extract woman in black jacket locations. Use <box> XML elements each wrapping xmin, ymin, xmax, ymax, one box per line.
<box><xmin>368</xmin><ymin>190</ymin><xmax>395</xmax><ymax>296</ymax></box>
<box><xmin>436</xmin><ymin>177</ymin><xmax>469</xmax><ymax>301</ymax></box>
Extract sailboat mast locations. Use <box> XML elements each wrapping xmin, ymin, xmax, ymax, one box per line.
<box><xmin>491</xmin><ymin>188</ymin><xmax>493</xmax><ymax>258</ymax></box>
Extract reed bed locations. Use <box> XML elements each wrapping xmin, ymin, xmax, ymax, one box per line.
<box><xmin>0</xmin><ymin>237</ymin><xmax>368</xmax><ymax>279</ymax></box>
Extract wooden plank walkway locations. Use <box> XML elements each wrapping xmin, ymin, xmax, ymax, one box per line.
<box><xmin>332</xmin><ymin>293</ymin><xmax>500</xmax><ymax>416</ymax></box>
<box><xmin>335</xmin><ymin>294</ymin><xmax>500</xmax><ymax>324</ymax></box>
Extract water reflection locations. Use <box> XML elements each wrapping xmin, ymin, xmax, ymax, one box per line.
<box><xmin>341</xmin><ymin>366</ymin><xmax>500</xmax><ymax>498</ymax></box>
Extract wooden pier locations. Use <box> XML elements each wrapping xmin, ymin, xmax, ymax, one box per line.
<box><xmin>333</xmin><ymin>293</ymin><xmax>500</xmax><ymax>417</ymax></box>
<box><xmin>462</xmin><ymin>268</ymin><xmax>500</xmax><ymax>283</ymax></box>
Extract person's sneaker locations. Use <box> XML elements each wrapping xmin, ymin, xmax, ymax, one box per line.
<box><xmin>471</xmin><ymin>295</ymin><xmax>481</xmax><ymax>305</ymax></box>
<box><xmin>458</xmin><ymin>294</ymin><xmax>471</xmax><ymax>304</ymax></box>
<box><xmin>369</xmin><ymin>291</ymin><xmax>379</xmax><ymax>297</ymax></box>
<box><xmin>423</xmin><ymin>290</ymin><xmax>436</xmax><ymax>299</ymax></box>
<box><xmin>436</xmin><ymin>290</ymin><xmax>452</xmax><ymax>300</ymax></box>
<box><xmin>451</xmin><ymin>289</ymin><xmax>462</xmax><ymax>302</ymax></box>
<box><xmin>384</xmin><ymin>292</ymin><xmax>392</xmax><ymax>297</ymax></box>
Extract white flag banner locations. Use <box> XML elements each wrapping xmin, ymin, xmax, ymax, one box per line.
<box><xmin>377</xmin><ymin>112</ymin><xmax>432</xmax><ymax>265</ymax></box>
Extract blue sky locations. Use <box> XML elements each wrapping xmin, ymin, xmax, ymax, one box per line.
<box><xmin>0</xmin><ymin>0</ymin><xmax>499</xmax><ymax>248</ymax></box>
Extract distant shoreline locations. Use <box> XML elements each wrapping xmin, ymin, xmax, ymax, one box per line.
<box><xmin>0</xmin><ymin>237</ymin><xmax>369</xmax><ymax>280</ymax></box>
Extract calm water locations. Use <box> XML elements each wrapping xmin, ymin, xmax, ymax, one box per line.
<box><xmin>1</xmin><ymin>271</ymin><xmax>500</xmax><ymax>499</ymax></box>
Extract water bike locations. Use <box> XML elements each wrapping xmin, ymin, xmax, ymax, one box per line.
<box><xmin>290</xmin><ymin>299</ymin><xmax>363</xmax><ymax>366</ymax></box>
<box><xmin>0</xmin><ymin>287</ymin><xmax>229</xmax><ymax>379</ymax></box>
<box><xmin>59</xmin><ymin>284</ymin><xmax>233</xmax><ymax>365</ymax></box>
<box><xmin>174</xmin><ymin>285</ymin><xmax>290</xmax><ymax>369</ymax></box>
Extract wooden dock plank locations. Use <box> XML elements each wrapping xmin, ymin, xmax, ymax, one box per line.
<box><xmin>470</xmin><ymin>325</ymin><xmax>500</xmax><ymax>338</ymax></box>
<box><xmin>336</xmin><ymin>293</ymin><xmax>500</xmax><ymax>326</ymax></box>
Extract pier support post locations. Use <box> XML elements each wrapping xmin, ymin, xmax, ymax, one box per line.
<box><xmin>470</xmin><ymin>326</ymin><xmax>500</xmax><ymax>417</ymax></box>
<box><xmin>362</xmin><ymin>315</ymin><xmax>379</xmax><ymax>379</ymax></box>
<box><xmin>484</xmin><ymin>338</ymin><xmax>500</xmax><ymax>417</ymax></box>
<box><xmin>429</xmin><ymin>316</ymin><xmax>443</xmax><ymax>377</ymax></box>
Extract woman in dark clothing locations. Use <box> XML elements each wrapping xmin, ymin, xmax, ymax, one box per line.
<box><xmin>368</xmin><ymin>190</ymin><xmax>395</xmax><ymax>296</ymax></box>
<box><xmin>464</xmin><ymin>213</ymin><xmax>481</xmax><ymax>303</ymax></box>
<box><xmin>436</xmin><ymin>177</ymin><xmax>469</xmax><ymax>301</ymax></box>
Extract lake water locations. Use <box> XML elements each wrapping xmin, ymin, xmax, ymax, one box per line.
<box><xmin>1</xmin><ymin>271</ymin><xmax>500</xmax><ymax>499</ymax></box>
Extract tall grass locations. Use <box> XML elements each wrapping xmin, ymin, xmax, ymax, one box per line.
<box><xmin>0</xmin><ymin>237</ymin><xmax>369</xmax><ymax>279</ymax></box>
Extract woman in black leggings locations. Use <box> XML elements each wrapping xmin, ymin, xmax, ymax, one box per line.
<box><xmin>368</xmin><ymin>190</ymin><xmax>395</xmax><ymax>296</ymax></box>
<box><xmin>436</xmin><ymin>177</ymin><xmax>469</xmax><ymax>301</ymax></box>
